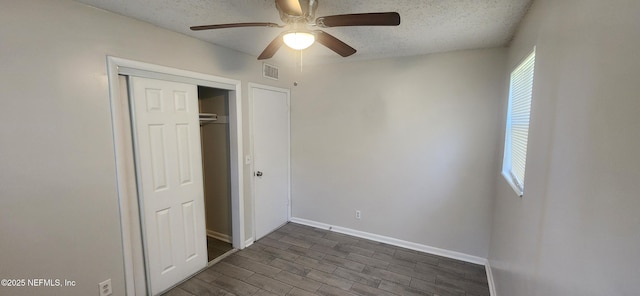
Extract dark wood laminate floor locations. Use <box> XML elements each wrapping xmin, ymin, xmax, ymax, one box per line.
<box><xmin>163</xmin><ymin>223</ymin><xmax>489</xmax><ymax>296</ymax></box>
<box><xmin>208</xmin><ymin>236</ymin><xmax>233</xmax><ymax>262</ymax></box>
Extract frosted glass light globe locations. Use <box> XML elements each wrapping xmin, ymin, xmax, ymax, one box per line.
<box><xmin>283</xmin><ymin>32</ymin><xmax>315</xmax><ymax>50</ymax></box>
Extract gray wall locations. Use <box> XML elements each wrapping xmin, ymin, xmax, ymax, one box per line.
<box><xmin>291</xmin><ymin>49</ymin><xmax>507</xmax><ymax>258</ymax></box>
<box><xmin>488</xmin><ymin>0</ymin><xmax>640</xmax><ymax>295</ymax></box>
<box><xmin>0</xmin><ymin>1</ymin><xmax>292</xmax><ymax>295</ymax></box>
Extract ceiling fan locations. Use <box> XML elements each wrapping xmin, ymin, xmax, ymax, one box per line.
<box><xmin>190</xmin><ymin>0</ymin><xmax>400</xmax><ymax>60</ymax></box>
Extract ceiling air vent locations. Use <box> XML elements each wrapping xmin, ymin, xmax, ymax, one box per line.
<box><xmin>263</xmin><ymin>63</ymin><xmax>279</xmax><ymax>80</ymax></box>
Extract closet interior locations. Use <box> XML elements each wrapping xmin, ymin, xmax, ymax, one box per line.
<box><xmin>198</xmin><ymin>86</ymin><xmax>233</xmax><ymax>262</ymax></box>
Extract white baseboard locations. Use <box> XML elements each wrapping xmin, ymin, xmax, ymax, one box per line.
<box><xmin>206</xmin><ymin>229</ymin><xmax>231</xmax><ymax>243</ymax></box>
<box><xmin>486</xmin><ymin>261</ymin><xmax>497</xmax><ymax>296</ymax></box>
<box><xmin>289</xmin><ymin>217</ymin><xmax>487</xmax><ymax>265</ymax></box>
<box><xmin>244</xmin><ymin>237</ymin><xmax>255</xmax><ymax>248</ymax></box>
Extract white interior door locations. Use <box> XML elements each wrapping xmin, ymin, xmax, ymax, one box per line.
<box><xmin>129</xmin><ymin>77</ymin><xmax>207</xmax><ymax>295</ymax></box>
<box><xmin>252</xmin><ymin>85</ymin><xmax>290</xmax><ymax>240</ymax></box>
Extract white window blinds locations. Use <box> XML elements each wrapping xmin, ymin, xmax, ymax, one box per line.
<box><xmin>503</xmin><ymin>49</ymin><xmax>535</xmax><ymax>196</ymax></box>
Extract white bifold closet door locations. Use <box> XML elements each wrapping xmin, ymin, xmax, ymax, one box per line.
<box><xmin>129</xmin><ymin>76</ymin><xmax>207</xmax><ymax>295</ymax></box>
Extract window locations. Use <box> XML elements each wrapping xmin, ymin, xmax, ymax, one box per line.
<box><xmin>502</xmin><ymin>48</ymin><xmax>535</xmax><ymax>197</ymax></box>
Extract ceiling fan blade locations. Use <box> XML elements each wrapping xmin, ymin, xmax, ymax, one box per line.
<box><xmin>275</xmin><ymin>0</ymin><xmax>304</xmax><ymax>16</ymax></box>
<box><xmin>190</xmin><ymin>22</ymin><xmax>282</xmax><ymax>31</ymax></box>
<box><xmin>258</xmin><ymin>33</ymin><xmax>285</xmax><ymax>60</ymax></box>
<box><xmin>316</xmin><ymin>12</ymin><xmax>401</xmax><ymax>28</ymax></box>
<box><xmin>314</xmin><ymin>30</ymin><xmax>356</xmax><ymax>57</ymax></box>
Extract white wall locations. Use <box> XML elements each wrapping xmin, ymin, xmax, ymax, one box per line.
<box><xmin>0</xmin><ymin>1</ymin><xmax>292</xmax><ymax>295</ymax></box>
<box><xmin>291</xmin><ymin>49</ymin><xmax>506</xmax><ymax>258</ymax></box>
<box><xmin>488</xmin><ymin>0</ymin><xmax>640</xmax><ymax>295</ymax></box>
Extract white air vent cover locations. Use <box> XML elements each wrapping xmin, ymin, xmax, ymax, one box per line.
<box><xmin>263</xmin><ymin>63</ymin><xmax>279</xmax><ymax>80</ymax></box>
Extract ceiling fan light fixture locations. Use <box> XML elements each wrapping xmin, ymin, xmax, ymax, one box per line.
<box><xmin>190</xmin><ymin>0</ymin><xmax>401</xmax><ymax>60</ymax></box>
<box><xmin>283</xmin><ymin>31</ymin><xmax>315</xmax><ymax>50</ymax></box>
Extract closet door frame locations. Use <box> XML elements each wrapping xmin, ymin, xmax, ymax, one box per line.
<box><xmin>106</xmin><ymin>56</ymin><xmax>246</xmax><ymax>295</ymax></box>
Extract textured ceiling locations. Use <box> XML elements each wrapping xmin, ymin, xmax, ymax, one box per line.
<box><xmin>75</xmin><ymin>0</ymin><xmax>532</xmax><ymax>65</ymax></box>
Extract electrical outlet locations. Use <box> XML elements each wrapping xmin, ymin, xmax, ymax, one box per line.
<box><xmin>99</xmin><ymin>279</ymin><xmax>112</xmax><ymax>296</ymax></box>
<box><xmin>355</xmin><ymin>210</ymin><xmax>361</xmax><ymax>219</ymax></box>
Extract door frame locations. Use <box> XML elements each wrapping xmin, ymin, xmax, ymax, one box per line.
<box><xmin>107</xmin><ymin>56</ymin><xmax>246</xmax><ymax>295</ymax></box>
<box><xmin>248</xmin><ymin>83</ymin><xmax>292</xmax><ymax>241</ymax></box>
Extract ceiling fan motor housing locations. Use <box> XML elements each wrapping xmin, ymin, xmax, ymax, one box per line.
<box><xmin>276</xmin><ymin>0</ymin><xmax>318</xmax><ymax>24</ymax></box>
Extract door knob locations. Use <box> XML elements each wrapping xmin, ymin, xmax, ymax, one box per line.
<box><xmin>256</xmin><ymin>171</ymin><xmax>263</xmax><ymax>177</ymax></box>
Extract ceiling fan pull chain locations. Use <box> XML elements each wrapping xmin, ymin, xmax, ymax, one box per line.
<box><xmin>294</xmin><ymin>50</ymin><xmax>304</xmax><ymax>73</ymax></box>
<box><xmin>300</xmin><ymin>50</ymin><xmax>304</xmax><ymax>73</ymax></box>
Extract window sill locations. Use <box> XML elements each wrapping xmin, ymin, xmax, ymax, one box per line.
<box><xmin>501</xmin><ymin>171</ymin><xmax>524</xmax><ymax>198</ymax></box>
